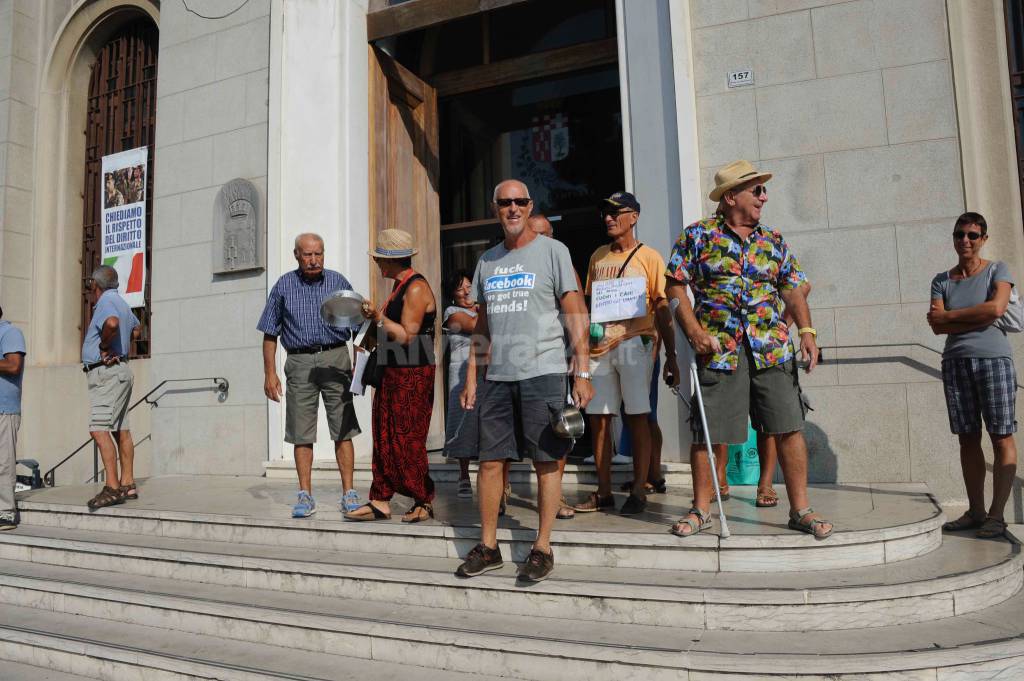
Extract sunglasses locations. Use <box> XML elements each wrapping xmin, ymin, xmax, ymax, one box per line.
<box><xmin>495</xmin><ymin>198</ymin><xmax>532</xmax><ymax>207</ymax></box>
<box><xmin>953</xmin><ymin>231</ymin><xmax>985</xmax><ymax>241</ymax></box>
<box><xmin>601</xmin><ymin>208</ymin><xmax>635</xmax><ymax>218</ymax></box>
<box><xmin>749</xmin><ymin>185</ymin><xmax>767</xmax><ymax>197</ymax></box>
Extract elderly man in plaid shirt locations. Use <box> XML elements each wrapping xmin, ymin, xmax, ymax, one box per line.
<box><xmin>258</xmin><ymin>233</ymin><xmax>362</xmax><ymax>518</ymax></box>
<box><xmin>665</xmin><ymin>160</ymin><xmax>833</xmax><ymax>540</ymax></box>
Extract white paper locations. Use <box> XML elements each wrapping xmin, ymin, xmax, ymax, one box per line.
<box><xmin>350</xmin><ymin>347</ymin><xmax>370</xmax><ymax>396</ymax></box>
<box><xmin>590</xmin><ymin>276</ymin><xmax>647</xmax><ymax>323</ymax></box>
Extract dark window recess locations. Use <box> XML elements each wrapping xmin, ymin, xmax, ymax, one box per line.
<box><xmin>1007</xmin><ymin>0</ymin><xmax>1024</xmax><ymax>223</ymax></box>
<box><xmin>82</xmin><ymin>19</ymin><xmax>158</xmax><ymax>358</ymax></box>
<box><xmin>488</xmin><ymin>0</ymin><xmax>614</xmax><ymax>62</ymax></box>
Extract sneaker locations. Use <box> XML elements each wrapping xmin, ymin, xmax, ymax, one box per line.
<box><xmin>517</xmin><ymin>547</ymin><xmax>554</xmax><ymax>582</ymax></box>
<box><xmin>455</xmin><ymin>543</ymin><xmax>504</xmax><ymax>577</ymax></box>
<box><xmin>619</xmin><ymin>493</ymin><xmax>647</xmax><ymax>516</ymax></box>
<box><xmin>0</xmin><ymin>517</ymin><xmax>16</xmax><ymax>531</ymax></box>
<box><xmin>292</xmin><ymin>491</ymin><xmax>316</xmax><ymax>518</ymax></box>
<box><xmin>341</xmin><ymin>489</ymin><xmax>361</xmax><ymax>513</ymax></box>
<box><xmin>610</xmin><ymin>454</ymin><xmax>631</xmax><ymax>465</ymax></box>
<box><xmin>457</xmin><ymin>478</ymin><xmax>472</xmax><ymax>499</ymax></box>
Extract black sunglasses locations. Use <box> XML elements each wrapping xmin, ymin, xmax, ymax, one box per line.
<box><xmin>953</xmin><ymin>231</ymin><xmax>985</xmax><ymax>241</ymax></box>
<box><xmin>601</xmin><ymin>208</ymin><xmax>635</xmax><ymax>218</ymax></box>
<box><xmin>750</xmin><ymin>185</ymin><xmax>767</xmax><ymax>197</ymax></box>
<box><xmin>495</xmin><ymin>198</ymin><xmax>532</xmax><ymax>207</ymax></box>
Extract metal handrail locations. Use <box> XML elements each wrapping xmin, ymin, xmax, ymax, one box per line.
<box><xmin>43</xmin><ymin>377</ymin><xmax>229</xmax><ymax>487</ymax></box>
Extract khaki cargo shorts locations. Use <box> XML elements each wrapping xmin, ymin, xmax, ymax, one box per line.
<box><xmin>284</xmin><ymin>344</ymin><xmax>361</xmax><ymax>444</ymax></box>
<box><xmin>692</xmin><ymin>341</ymin><xmax>809</xmax><ymax>445</ymax></box>
<box><xmin>87</xmin><ymin>363</ymin><xmax>134</xmax><ymax>432</ymax></box>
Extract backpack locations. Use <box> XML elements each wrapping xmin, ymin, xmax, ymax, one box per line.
<box><xmin>987</xmin><ymin>263</ymin><xmax>1024</xmax><ymax>333</ymax></box>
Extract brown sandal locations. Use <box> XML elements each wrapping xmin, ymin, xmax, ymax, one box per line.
<box><xmin>402</xmin><ymin>502</ymin><xmax>434</xmax><ymax>524</ymax></box>
<box><xmin>755</xmin><ymin>487</ymin><xmax>778</xmax><ymax>507</ymax></box>
<box><xmin>556</xmin><ymin>496</ymin><xmax>575</xmax><ymax>520</ymax></box>
<box><xmin>977</xmin><ymin>516</ymin><xmax>1007</xmax><ymax>539</ymax></box>
<box><xmin>119</xmin><ymin>484</ymin><xmax>138</xmax><ymax>501</ymax></box>
<box><xmin>87</xmin><ymin>486</ymin><xmax>124</xmax><ymax>510</ymax></box>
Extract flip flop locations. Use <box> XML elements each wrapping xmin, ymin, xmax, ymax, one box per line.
<box><xmin>344</xmin><ymin>503</ymin><xmax>391</xmax><ymax>522</ymax></box>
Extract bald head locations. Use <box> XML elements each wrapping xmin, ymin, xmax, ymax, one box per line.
<box><xmin>492</xmin><ymin>179</ymin><xmax>530</xmax><ymax>203</ymax></box>
<box><xmin>528</xmin><ymin>214</ymin><xmax>553</xmax><ymax>238</ymax></box>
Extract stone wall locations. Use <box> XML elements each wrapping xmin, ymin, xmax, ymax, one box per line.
<box><xmin>149</xmin><ymin>0</ymin><xmax>271</xmax><ymax>475</ymax></box>
<box><xmin>687</xmin><ymin>0</ymin><xmax>1023</xmax><ymax>513</ymax></box>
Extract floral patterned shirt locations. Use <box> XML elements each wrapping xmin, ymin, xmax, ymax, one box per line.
<box><xmin>666</xmin><ymin>215</ymin><xmax>806</xmax><ymax>371</ymax></box>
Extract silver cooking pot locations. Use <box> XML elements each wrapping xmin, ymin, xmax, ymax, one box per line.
<box><xmin>551</xmin><ymin>395</ymin><xmax>585</xmax><ymax>440</ymax></box>
<box><xmin>320</xmin><ymin>290</ymin><xmax>367</xmax><ymax>328</ymax></box>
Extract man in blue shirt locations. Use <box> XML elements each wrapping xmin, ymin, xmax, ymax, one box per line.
<box><xmin>258</xmin><ymin>233</ymin><xmax>362</xmax><ymax>518</ymax></box>
<box><xmin>81</xmin><ymin>265</ymin><xmax>141</xmax><ymax>510</ymax></box>
<box><xmin>0</xmin><ymin>307</ymin><xmax>25</xmax><ymax>530</ymax></box>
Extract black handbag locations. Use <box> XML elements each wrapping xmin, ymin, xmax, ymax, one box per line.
<box><xmin>362</xmin><ymin>347</ymin><xmax>385</xmax><ymax>388</ymax></box>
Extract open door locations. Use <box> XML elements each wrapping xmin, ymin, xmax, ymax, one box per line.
<box><xmin>368</xmin><ymin>45</ymin><xmax>444</xmax><ymax>448</ymax></box>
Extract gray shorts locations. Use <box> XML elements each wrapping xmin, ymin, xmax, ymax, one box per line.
<box><xmin>477</xmin><ymin>374</ymin><xmax>571</xmax><ymax>463</ymax></box>
<box><xmin>284</xmin><ymin>344</ymin><xmax>361</xmax><ymax>444</ymax></box>
<box><xmin>87</xmin><ymin>363</ymin><xmax>133</xmax><ymax>432</ymax></box>
<box><xmin>692</xmin><ymin>342</ymin><xmax>808</xmax><ymax>445</ymax></box>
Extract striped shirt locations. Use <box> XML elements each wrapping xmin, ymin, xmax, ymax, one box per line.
<box><xmin>257</xmin><ymin>269</ymin><xmax>357</xmax><ymax>350</ymax></box>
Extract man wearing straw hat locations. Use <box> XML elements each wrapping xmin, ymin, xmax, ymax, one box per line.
<box><xmin>258</xmin><ymin>233</ymin><xmax>362</xmax><ymax>518</ymax></box>
<box><xmin>664</xmin><ymin>160</ymin><xmax>833</xmax><ymax>539</ymax></box>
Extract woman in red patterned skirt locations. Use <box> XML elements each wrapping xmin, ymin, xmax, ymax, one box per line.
<box><xmin>347</xmin><ymin>229</ymin><xmax>437</xmax><ymax>523</ymax></box>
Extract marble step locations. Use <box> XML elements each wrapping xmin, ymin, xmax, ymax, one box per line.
<box><xmin>264</xmin><ymin>458</ymin><xmax>692</xmax><ymax>485</ymax></box>
<box><xmin>5</xmin><ymin>568</ymin><xmax>1024</xmax><ymax>679</ymax></box>
<box><xmin>0</xmin><ymin>659</ymin><xmax>100</xmax><ymax>681</ymax></box>
<box><xmin>0</xmin><ymin>525</ymin><xmax>1017</xmax><ymax>631</ymax></box>
<box><xmin>16</xmin><ymin>479</ymin><xmax>945</xmax><ymax>572</ymax></box>
<box><xmin>0</xmin><ymin>604</ymin><xmax>505</xmax><ymax>681</ymax></box>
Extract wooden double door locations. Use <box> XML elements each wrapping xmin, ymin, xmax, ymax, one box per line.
<box><xmin>368</xmin><ymin>46</ymin><xmax>445</xmax><ymax>447</ymax></box>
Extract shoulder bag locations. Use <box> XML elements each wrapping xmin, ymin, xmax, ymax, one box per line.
<box><xmin>987</xmin><ymin>262</ymin><xmax>1024</xmax><ymax>333</ymax></box>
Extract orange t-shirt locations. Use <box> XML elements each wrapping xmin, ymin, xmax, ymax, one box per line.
<box><xmin>585</xmin><ymin>243</ymin><xmax>667</xmax><ymax>357</ymax></box>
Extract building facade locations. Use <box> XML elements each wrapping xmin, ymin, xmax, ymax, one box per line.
<box><xmin>1</xmin><ymin>0</ymin><xmax>1021</xmax><ymax>513</ymax></box>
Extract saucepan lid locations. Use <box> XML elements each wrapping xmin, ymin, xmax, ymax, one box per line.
<box><xmin>320</xmin><ymin>290</ymin><xmax>366</xmax><ymax>328</ymax></box>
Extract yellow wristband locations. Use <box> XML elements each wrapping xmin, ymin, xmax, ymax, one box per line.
<box><xmin>798</xmin><ymin>327</ymin><xmax>817</xmax><ymax>337</ymax></box>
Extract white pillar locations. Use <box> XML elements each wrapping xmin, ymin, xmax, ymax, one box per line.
<box><xmin>267</xmin><ymin>0</ymin><xmax>373</xmax><ymax>461</ymax></box>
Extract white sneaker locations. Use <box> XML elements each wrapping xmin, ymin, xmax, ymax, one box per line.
<box><xmin>611</xmin><ymin>454</ymin><xmax>631</xmax><ymax>465</ymax></box>
<box><xmin>582</xmin><ymin>455</ymin><xmax>595</xmax><ymax>464</ymax></box>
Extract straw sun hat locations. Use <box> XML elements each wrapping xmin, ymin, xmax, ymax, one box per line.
<box><xmin>369</xmin><ymin>229</ymin><xmax>418</xmax><ymax>258</ymax></box>
<box><xmin>708</xmin><ymin>160</ymin><xmax>773</xmax><ymax>202</ymax></box>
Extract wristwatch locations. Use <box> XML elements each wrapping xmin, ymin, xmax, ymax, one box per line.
<box><xmin>574</xmin><ymin>371</ymin><xmax>592</xmax><ymax>380</ymax></box>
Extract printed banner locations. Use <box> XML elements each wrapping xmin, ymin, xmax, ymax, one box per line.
<box><xmin>100</xmin><ymin>147</ymin><xmax>147</xmax><ymax>308</ymax></box>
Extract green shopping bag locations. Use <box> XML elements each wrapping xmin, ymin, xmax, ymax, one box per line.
<box><xmin>726</xmin><ymin>421</ymin><xmax>760</xmax><ymax>486</ymax></box>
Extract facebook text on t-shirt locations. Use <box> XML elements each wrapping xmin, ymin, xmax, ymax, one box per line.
<box><xmin>484</xmin><ymin>265</ymin><xmax>535</xmax><ymax>314</ymax></box>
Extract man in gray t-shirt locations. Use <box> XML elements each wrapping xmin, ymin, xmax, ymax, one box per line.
<box><xmin>456</xmin><ymin>179</ymin><xmax>593</xmax><ymax>583</ymax></box>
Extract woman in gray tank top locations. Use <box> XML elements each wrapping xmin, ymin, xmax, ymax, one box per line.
<box><xmin>928</xmin><ymin>212</ymin><xmax>1018</xmax><ymax>539</ymax></box>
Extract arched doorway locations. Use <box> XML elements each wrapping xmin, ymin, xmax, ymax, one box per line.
<box><xmin>80</xmin><ymin>18</ymin><xmax>158</xmax><ymax>358</ymax></box>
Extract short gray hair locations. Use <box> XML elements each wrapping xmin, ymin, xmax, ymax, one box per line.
<box><xmin>293</xmin><ymin>233</ymin><xmax>325</xmax><ymax>251</ymax></box>
<box><xmin>90</xmin><ymin>265</ymin><xmax>118</xmax><ymax>291</ymax></box>
<box><xmin>492</xmin><ymin>180</ymin><xmax>530</xmax><ymax>203</ymax></box>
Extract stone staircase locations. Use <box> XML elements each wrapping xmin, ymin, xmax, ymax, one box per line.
<box><xmin>0</xmin><ymin>475</ymin><xmax>1023</xmax><ymax>680</ymax></box>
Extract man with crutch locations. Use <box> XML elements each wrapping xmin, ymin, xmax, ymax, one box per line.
<box><xmin>664</xmin><ymin>159</ymin><xmax>833</xmax><ymax>539</ymax></box>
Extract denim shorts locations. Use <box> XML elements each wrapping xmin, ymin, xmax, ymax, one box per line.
<box><xmin>941</xmin><ymin>357</ymin><xmax>1018</xmax><ymax>435</ymax></box>
<box><xmin>477</xmin><ymin>374</ymin><xmax>572</xmax><ymax>463</ymax></box>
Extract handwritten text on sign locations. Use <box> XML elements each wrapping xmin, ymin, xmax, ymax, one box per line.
<box><xmin>590</xmin><ymin>277</ymin><xmax>647</xmax><ymax>323</ymax></box>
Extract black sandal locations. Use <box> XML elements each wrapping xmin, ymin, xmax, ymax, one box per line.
<box><xmin>87</xmin><ymin>486</ymin><xmax>124</xmax><ymax>510</ymax></box>
<box><xmin>402</xmin><ymin>502</ymin><xmax>434</xmax><ymax>524</ymax></box>
<box><xmin>344</xmin><ymin>503</ymin><xmax>391</xmax><ymax>522</ymax></box>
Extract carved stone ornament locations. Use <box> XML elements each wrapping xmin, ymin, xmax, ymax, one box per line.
<box><xmin>213</xmin><ymin>179</ymin><xmax>263</xmax><ymax>273</ymax></box>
